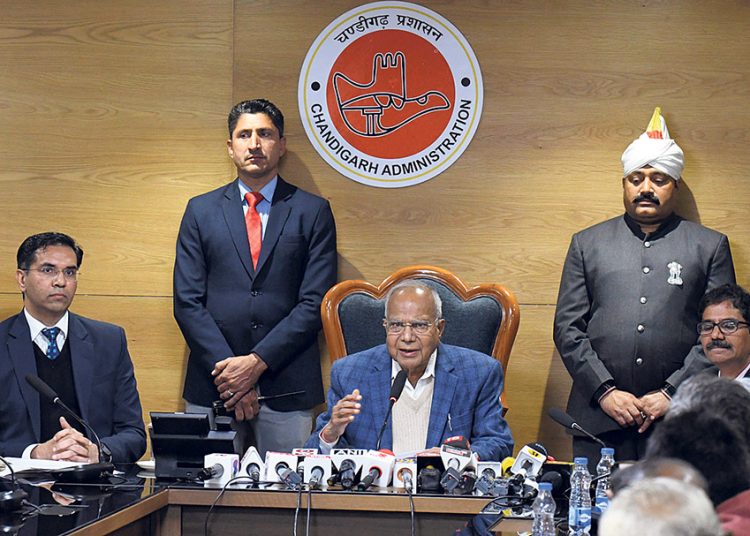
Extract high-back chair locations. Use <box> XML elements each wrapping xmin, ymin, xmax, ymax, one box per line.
<box><xmin>320</xmin><ymin>265</ymin><xmax>520</xmax><ymax>413</ymax></box>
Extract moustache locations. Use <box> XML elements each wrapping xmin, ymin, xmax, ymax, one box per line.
<box><xmin>633</xmin><ymin>193</ymin><xmax>660</xmax><ymax>205</ymax></box>
<box><xmin>707</xmin><ymin>340</ymin><xmax>732</xmax><ymax>350</ymax></box>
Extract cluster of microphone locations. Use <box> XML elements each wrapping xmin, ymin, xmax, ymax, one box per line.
<box><xmin>195</xmin><ymin>434</ymin><xmax>566</xmax><ymax>501</ymax></box>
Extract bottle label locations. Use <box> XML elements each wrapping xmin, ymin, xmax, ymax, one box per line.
<box><xmin>568</xmin><ymin>506</ymin><xmax>592</xmax><ymax>529</ymax></box>
<box><xmin>595</xmin><ymin>496</ymin><xmax>609</xmax><ymax>514</ymax></box>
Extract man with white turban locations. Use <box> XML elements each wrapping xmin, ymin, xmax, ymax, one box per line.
<box><xmin>553</xmin><ymin>108</ymin><xmax>736</xmax><ymax>469</ymax></box>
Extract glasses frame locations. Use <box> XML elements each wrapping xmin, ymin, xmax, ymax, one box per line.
<box><xmin>382</xmin><ymin>319</ymin><xmax>439</xmax><ymax>335</ymax></box>
<box><xmin>23</xmin><ymin>266</ymin><xmax>80</xmax><ymax>281</ymax></box>
<box><xmin>697</xmin><ymin>319</ymin><xmax>750</xmax><ymax>336</ymax></box>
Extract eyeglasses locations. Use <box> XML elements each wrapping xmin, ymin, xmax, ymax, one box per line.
<box><xmin>24</xmin><ymin>266</ymin><xmax>80</xmax><ymax>281</ymax></box>
<box><xmin>697</xmin><ymin>319</ymin><xmax>750</xmax><ymax>335</ymax></box>
<box><xmin>383</xmin><ymin>320</ymin><xmax>437</xmax><ymax>335</ymax></box>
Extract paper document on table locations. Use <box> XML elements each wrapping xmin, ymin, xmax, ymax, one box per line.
<box><xmin>0</xmin><ymin>457</ymin><xmax>80</xmax><ymax>477</ymax></box>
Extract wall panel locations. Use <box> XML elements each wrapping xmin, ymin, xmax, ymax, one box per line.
<box><xmin>1</xmin><ymin>0</ymin><xmax>748</xmax><ymax>461</ymax></box>
<box><xmin>0</xmin><ymin>0</ymin><xmax>234</xmax><ymax>449</ymax></box>
<box><xmin>233</xmin><ymin>0</ymin><xmax>750</xmax><ymax>458</ymax></box>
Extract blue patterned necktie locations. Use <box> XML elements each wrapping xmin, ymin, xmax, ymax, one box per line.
<box><xmin>41</xmin><ymin>327</ymin><xmax>61</xmax><ymax>360</ymax></box>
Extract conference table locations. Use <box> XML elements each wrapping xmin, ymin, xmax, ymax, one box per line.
<box><xmin>5</xmin><ymin>466</ymin><xmax>533</xmax><ymax>535</ymax></box>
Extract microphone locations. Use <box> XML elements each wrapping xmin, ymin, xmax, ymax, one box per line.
<box><xmin>439</xmin><ymin>436</ymin><xmax>474</xmax><ymax>494</ymax></box>
<box><xmin>510</xmin><ymin>443</ymin><xmax>548</xmax><ymax>479</ymax></box>
<box><xmin>265</xmin><ymin>452</ymin><xmax>302</xmax><ymax>489</ymax></box>
<box><xmin>198</xmin><ymin>464</ymin><xmax>223</xmax><ymax>480</ymax></box>
<box><xmin>303</xmin><ymin>455</ymin><xmax>332</xmax><ymax>490</ymax></box>
<box><xmin>402</xmin><ymin>470</ymin><xmax>414</xmax><ymax>493</ymax></box>
<box><xmin>548</xmin><ymin>408</ymin><xmax>607</xmax><ymax>448</ymax></box>
<box><xmin>329</xmin><ymin>449</ymin><xmax>366</xmax><ymax>489</ymax></box>
<box><xmin>357</xmin><ymin>466</ymin><xmax>381</xmax><ymax>491</ymax></box>
<box><xmin>0</xmin><ymin>455</ymin><xmax>28</xmax><ymax>513</ymax></box>
<box><xmin>199</xmin><ymin>454</ymin><xmax>239</xmax><ymax>485</ymax></box>
<box><xmin>25</xmin><ymin>374</ymin><xmax>114</xmax><ymax>479</ymax></box>
<box><xmin>292</xmin><ymin>448</ymin><xmax>317</xmax><ymax>483</ymax></box>
<box><xmin>356</xmin><ymin>449</ymin><xmax>395</xmax><ymax>491</ymax></box>
<box><xmin>309</xmin><ymin>466</ymin><xmax>325</xmax><ymax>489</ymax></box>
<box><xmin>335</xmin><ymin>459</ymin><xmax>357</xmax><ymax>489</ymax></box>
<box><xmin>474</xmin><ymin>461</ymin><xmax>502</xmax><ymax>495</ymax></box>
<box><xmin>393</xmin><ymin>457</ymin><xmax>417</xmax><ymax>491</ymax></box>
<box><xmin>375</xmin><ymin>370</ymin><xmax>407</xmax><ymax>450</ymax></box>
<box><xmin>239</xmin><ymin>446</ymin><xmax>265</xmax><ymax>485</ymax></box>
<box><xmin>275</xmin><ymin>462</ymin><xmax>301</xmax><ymax>489</ymax></box>
<box><xmin>501</xmin><ymin>456</ymin><xmax>516</xmax><ymax>477</ymax></box>
<box><xmin>417</xmin><ymin>465</ymin><xmax>441</xmax><ymax>493</ymax></box>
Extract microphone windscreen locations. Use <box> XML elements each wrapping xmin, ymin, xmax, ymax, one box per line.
<box><xmin>548</xmin><ymin>407</ymin><xmax>577</xmax><ymax>429</ymax></box>
<box><xmin>26</xmin><ymin>374</ymin><xmax>58</xmax><ymax>403</ymax></box>
<box><xmin>389</xmin><ymin>370</ymin><xmax>407</xmax><ymax>402</ymax></box>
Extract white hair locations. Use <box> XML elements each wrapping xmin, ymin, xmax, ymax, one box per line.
<box><xmin>599</xmin><ymin>477</ymin><xmax>722</xmax><ymax>536</ymax></box>
<box><xmin>384</xmin><ymin>279</ymin><xmax>442</xmax><ymax>319</ymax></box>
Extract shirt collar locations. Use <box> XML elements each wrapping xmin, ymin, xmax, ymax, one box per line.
<box><xmin>238</xmin><ymin>176</ymin><xmax>278</xmax><ymax>205</ymax></box>
<box><xmin>623</xmin><ymin>211</ymin><xmax>680</xmax><ymax>240</ymax></box>
<box><xmin>391</xmin><ymin>348</ymin><xmax>438</xmax><ymax>384</ymax></box>
<box><xmin>24</xmin><ymin>309</ymin><xmax>69</xmax><ymax>341</ymax></box>
<box><xmin>719</xmin><ymin>360</ymin><xmax>750</xmax><ymax>381</ymax></box>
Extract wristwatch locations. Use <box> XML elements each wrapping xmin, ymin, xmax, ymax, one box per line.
<box><xmin>661</xmin><ymin>382</ymin><xmax>677</xmax><ymax>399</ymax></box>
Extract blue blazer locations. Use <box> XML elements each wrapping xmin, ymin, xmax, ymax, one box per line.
<box><xmin>0</xmin><ymin>312</ymin><xmax>146</xmax><ymax>463</ymax></box>
<box><xmin>306</xmin><ymin>343</ymin><xmax>514</xmax><ymax>461</ymax></box>
<box><xmin>174</xmin><ymin>177</ymin><xmax>337</xmax><ymax>410</ymax></box>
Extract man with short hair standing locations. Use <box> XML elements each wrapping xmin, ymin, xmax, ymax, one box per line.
<box><xmin>174</xmin><ymin>99</ymin><xmax>337</xmax><ymax>455</ymax></box>
<box><xmin>554</xmin><ymin>108</ymin><xmax>736</xmax><ymax>466</ymax></box>
<box><xmin>0</xmin><ymin>232</ymin><xmax>146</xmax><ymax>463</ymax></box>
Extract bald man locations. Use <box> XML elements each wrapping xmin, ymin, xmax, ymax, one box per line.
<box><xmin>305</xmin><ymin>280</ymin><xmax>513</xmax><ymax>461</ymax></box>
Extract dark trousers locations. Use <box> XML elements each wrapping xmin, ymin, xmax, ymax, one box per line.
<box><xmin>573</xmin><ymin>426</ymin><xmax>654</xmax><ymax>473</ymax></box>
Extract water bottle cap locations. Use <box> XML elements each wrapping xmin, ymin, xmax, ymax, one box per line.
<box><xmin>538</xmin><ymin>482</ymin><xmax>552</xmax><ymax>491</ymax></box>
<box><xmin>601</xmin><ymin>447</ymin><xmax>614</xmax><ymax>456</ymax></box>
<box><xmin>574</xmin><ymin>457</ymin><xmax>588</xmax><ymax>465</ymax></box>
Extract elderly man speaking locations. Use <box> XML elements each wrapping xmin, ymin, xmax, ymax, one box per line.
<box><xmin>554</xmin><ymin>108</ymin><xmax>736</xmax><ymax>468</ymax></box>
<box><xmin>306</xmin><ymin>280</ymin><xmax>513</xmax><ymax>461</ymax></box>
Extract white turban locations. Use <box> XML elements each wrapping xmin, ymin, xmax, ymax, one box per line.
<box><xmin>621</xmin><ymin>107</ymin><xmax>684</xmax><ymax>180</ymax></box>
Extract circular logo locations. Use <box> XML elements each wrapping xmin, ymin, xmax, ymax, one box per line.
<box><xmin>299</xmin><ymin>1</ymin><xmax>483</xmax><ymax>188</ymax></box>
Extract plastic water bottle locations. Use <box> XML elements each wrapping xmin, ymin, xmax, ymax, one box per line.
<box><xmin>593</xmin><ymin>447</ymin><xmax>615</xmax><ymax>515</ymax></box>
<box><xmin>532</xmin><ymin>481</ymin><xmax>556</xmax><ymax>536</ymax></box>
<box><xmin>568</xmin><ymin>457</ymin><xmax>592</xmax><ymax>535</ymax></box>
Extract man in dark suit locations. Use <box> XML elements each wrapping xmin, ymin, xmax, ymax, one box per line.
<box><xmin>697</xmin><ymin>284</ymin><xmax>750</xmax><ymax>380</ymax></box>
<box><xmin>174</xmin><ymin>99</ymin><xmax>337</xmax><ymax>455</ymax></box>
<box><xmin>305</xmin><ymin>281</ymin><xmax>513</xmax><ymax>461</ymax></box>
<box><xmin>0</xmin><ymin>232</ymin><xmax>146</xmax><ymax>463</ymax></box>
<box><xmin>554</xmin><ymin>108</ymin><xmax>736</xmax><ymax>468</ymax></box>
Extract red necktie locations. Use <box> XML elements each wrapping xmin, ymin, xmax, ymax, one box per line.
<box><xmin>245</xmin><ymin>191</ymin><xmax>264</xmax><ymax>270</ymax></box>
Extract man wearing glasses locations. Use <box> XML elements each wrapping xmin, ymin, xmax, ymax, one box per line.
<box><xmin>306</xmin><ymin>280</ymin><xmax>513</xmax><ymax>461</ymax></box>
<box><xmin>0</xmin><ymin>232</ymin><xmax>146</xmax><ymax>463</ymax></box>
<box><xmin>554</xmin><ymin>108</ymin><xmax>736</xmax><ymax>468</ymax></box>
<box><xmin>698</xmin><ymin>284</ymin><xmax>750</xmax><ymax>379</ymax></box>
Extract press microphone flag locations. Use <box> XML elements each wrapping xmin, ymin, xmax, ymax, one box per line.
<box><xmin>510</xmin><ymin>443</ymin><xmax>548</xmax><ymax>478</ymax></box>
<box><xmin>239</xmin><ymin>446</ymin><xmax>265</xmax><ymax>483</ymax></box>
<box><xmin>357</xmin><ymin>449</ymin><xmax>396</xmax><ymax>490</ymax></box>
